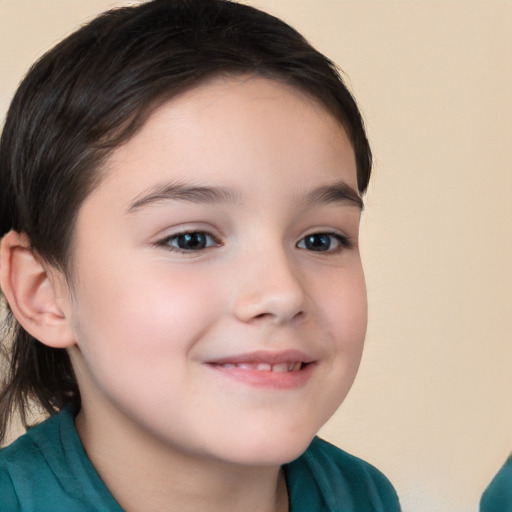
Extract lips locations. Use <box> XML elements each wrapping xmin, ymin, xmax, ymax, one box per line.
<box><xmin>207</xmin><ymin>349</ymin><xmax>313</xmax><ymax>368</ymax></box>
<box><xmin>216</xmin><ymin>362</ymin><xmax>303</xmax><ymax>372</ymax></box>
<box><xmin>205</xmin><ymin>350</ymin><xmax>315</xmax><ymax>389</ymax></box>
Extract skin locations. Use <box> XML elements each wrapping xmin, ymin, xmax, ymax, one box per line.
<box><xmin>36</xmin><ymin>76</ymin><xmax>367</xmax><ymax>511</ymax></box>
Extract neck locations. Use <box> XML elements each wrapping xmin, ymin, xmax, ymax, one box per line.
<box><xmin>75</xmin><ymin>404</ymin><xmax>289</xmax><ymax>512</ymax></box>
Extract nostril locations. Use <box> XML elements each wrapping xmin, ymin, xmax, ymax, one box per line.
<box><xmin>251</xmin><ymin>309</ymin><xmax>304</xmax><ymax>323</ymax></box>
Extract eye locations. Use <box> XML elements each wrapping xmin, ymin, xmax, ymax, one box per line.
<box><xmin>297</xmin><ymin>232</ymin><xmax>352</xmax><ymax>253</ymax></box>
<box><xmin>159</xmin><ymin>231</ymin><xmax>220</xmax><ymax>252</ymax></box>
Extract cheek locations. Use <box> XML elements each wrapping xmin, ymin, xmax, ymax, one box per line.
<box><xmin>71</xmin><ymin>260</ymin><xmax>226</xmax><ymax>366</ymax></box>
<box><xmin>300</xmin><ymin>266</ymin><xmax>367</xmax><ymax>431</ymax></box>
<box><xmin>69</xmin><ymin>262</ymin><xmax>229</xmax><ymax>420</ymax></box>
<box><xmin>320</xmin><ymin>265</ymin><xmax>368</xmax><ymax>349</ymax></box>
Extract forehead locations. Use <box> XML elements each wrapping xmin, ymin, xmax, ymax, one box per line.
<box><xmin>93</xmin><ymin>76</ymin><xmax>358</xmax><ymax>208</ymax></box>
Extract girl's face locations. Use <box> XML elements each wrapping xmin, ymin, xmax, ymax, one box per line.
<box><xmin>64</xmin><ymin>76</ymin><xmax>367</xmax><ymax>466</ymax></box>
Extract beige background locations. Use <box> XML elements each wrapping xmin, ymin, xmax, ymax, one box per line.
<box><xmin>1</xmin><ymin>1</ymin><xmax>511</xmax><ymax>511</ymax></box>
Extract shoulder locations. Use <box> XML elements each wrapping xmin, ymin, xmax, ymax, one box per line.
<box><xmin>0</xmin><ymin>409</ymin><xmax>121</xmax><ymax>512</ymax></box>
<box><xmin>0</xmin><ymin>460</ymin><xmax>20</xmax><ymax>512</ymax></box>
<box><xmin>480</xmin><ymin>455</ymin><xmax>512</xmax><ymax>512</ymax></box>
<box><xmin>0</xmin><ymin>411</ymin><xmax>65</xmax><ymax>474</ymax></box>
<box><xmin>0</xmin><ymin>412</ymin><xmax>63</xmax><ymax>511</ymax></box>
<box><xmin>308</xmin><ymin>437</ymin><xmax>398</xmax><ymax>494</ymax></box>
<box><xmin>285</xmin><ymin>437</ymin><xmax>401</xmax><ymax>512</ymax></box>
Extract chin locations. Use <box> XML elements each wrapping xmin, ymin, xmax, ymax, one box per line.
<box><xmin>218</xmin><ymin>429</ymin><xmax>317</xmax><ymax>468</ymax></box>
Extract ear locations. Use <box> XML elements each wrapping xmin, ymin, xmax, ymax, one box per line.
<box><xmin>0</xmin><ymin>231</ymin><xmax>76</xmax><ymax>348</ymax></box>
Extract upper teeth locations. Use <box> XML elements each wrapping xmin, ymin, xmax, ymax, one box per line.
<box><xmin>219</xmin><ymin>362</ymin><xmax>302</xmax><ymax>372</ymax></box>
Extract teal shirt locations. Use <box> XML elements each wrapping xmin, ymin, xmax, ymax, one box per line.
<box><xmin>480</xmin><ymin>456</ymin><xmax>512</xmax><ymax>512</ymax></box>
<box><xmin>0</xmin><ymin>409</ymin><xmax>400</xmax><ymax>511</ymax></box>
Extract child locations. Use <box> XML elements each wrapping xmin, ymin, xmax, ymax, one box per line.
<box><xmin>0</xmin><ymin>1</ymin><xmax>401</xmax><ymax>510</ymax></box>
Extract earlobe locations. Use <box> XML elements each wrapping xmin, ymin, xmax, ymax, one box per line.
<box><xmin>0</xmin><ymin>231</ymin><xmax>76</xmax><ymax>348</ymax></box>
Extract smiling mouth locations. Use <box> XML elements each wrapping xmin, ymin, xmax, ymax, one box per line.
<box><xmin>206</xmin><ymin>352</ymin><xmax>314</xmax><ymax>389</ymax></box>
<box><xmin>213</xmin><ymin>362</ymin><xmax>304</xmax><ymax>372</ymax></box>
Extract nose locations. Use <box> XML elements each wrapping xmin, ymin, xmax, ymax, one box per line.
<box><xmin>232</xmin><ymin>248</ymin><xmax>307</xmax><ymax>325</ymax></box>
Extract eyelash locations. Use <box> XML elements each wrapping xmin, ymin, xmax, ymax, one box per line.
<box><xmin>155</xmin><ymin>230</ymin><xmax>353</xmax><ymax>254</ymax></box>
<box><xmin>155</xmin><ymin>230</ymin><xmax>221</xmax><ymax>253</ymax></box>
<box><xmin>296</xmin><ymin>232</ymin><xmax>353</xmax><ymax>253</ymax></box>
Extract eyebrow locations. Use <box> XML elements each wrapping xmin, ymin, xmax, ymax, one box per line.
<box><xmin>126</xmin><ymin>179</ymin><xmax>363</xmax><ymax>213</ymax></box>
<box><xmin>301</xmin><ymin>181</ymin><xmax>364</xmax><ymax>210</ymax></box>
<box><xmin>126</xmin><ymin>182</ymin><xmax>241</xmax><ymax>213</ymax></box>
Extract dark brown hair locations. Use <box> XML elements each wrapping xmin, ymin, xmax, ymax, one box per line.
<box><xmin>0</xmin><ymin>0</ymin><xmax>372</xmax><ymax>443</ymax></box>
